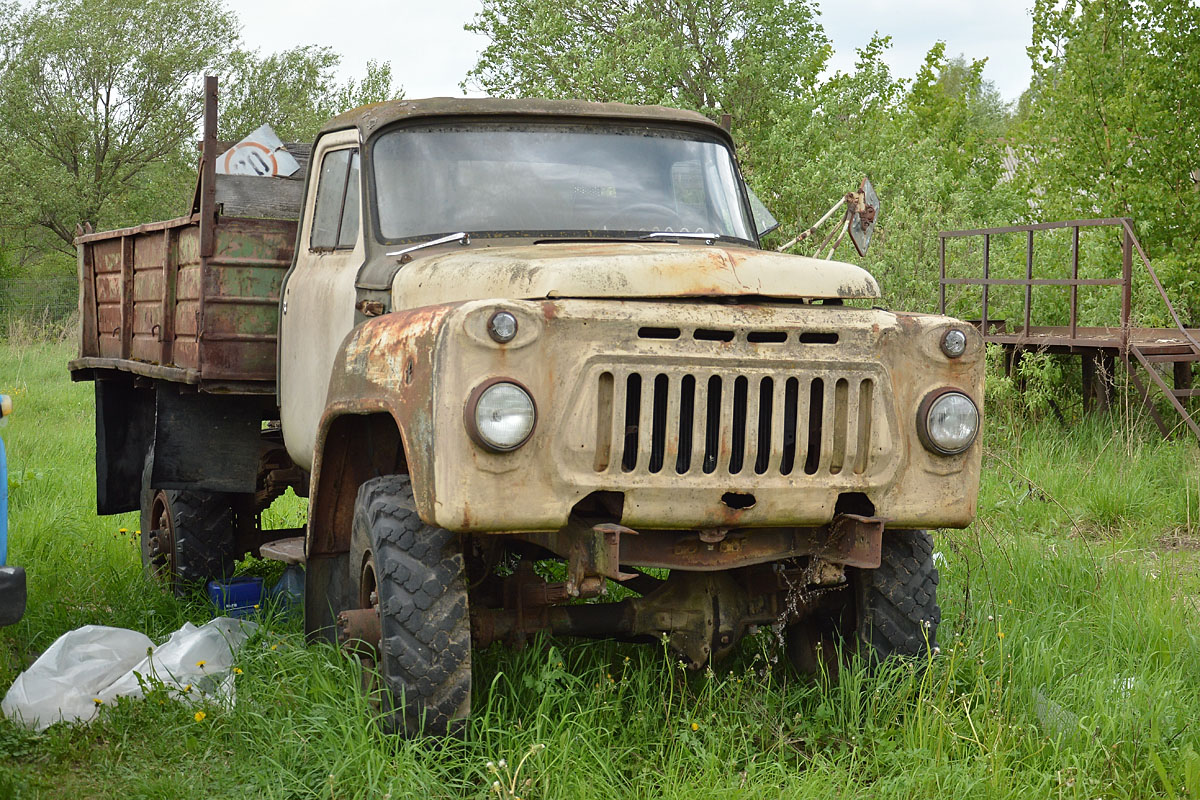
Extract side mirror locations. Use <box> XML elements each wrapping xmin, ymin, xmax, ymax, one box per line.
<box><xmin>847</xmin><ymin>177</ymin><xmax>879</xmax><ymax>256</ymax></box>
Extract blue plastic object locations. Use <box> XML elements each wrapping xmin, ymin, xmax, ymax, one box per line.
<box><xmin>1</xmin><ymin>430</ymin><xmax>8</xmax><ymax>566</ymax></box>
<box><xmin>267</xmin><ymin>564</ymin><xmax>304</xmax><ymax>614</ymax></box>
<box><xmin>0</xmin><ymin>402</ymin><xmax>27</xmax><ymax>627</ymax></box>
<box><xmin>206</xmin><ymin>576</ymin><xmax>264</xmax><ymax>618</ymax></box>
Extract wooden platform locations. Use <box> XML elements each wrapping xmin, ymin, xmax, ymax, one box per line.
<box><xmin>981</xmin><ymin>325</ymin><xmax>1200</xmax><ymax>355</ymax></box>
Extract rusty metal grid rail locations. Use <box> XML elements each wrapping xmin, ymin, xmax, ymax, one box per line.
<box><xmin>938</xmin><ymin>217</ymin><xmax>1136</xmax><ymax>349</ymax></box>
<box><xmin>938</xmin><ymin>217</ymin><xmax>1200</xmax><ymax>441</ymax></box>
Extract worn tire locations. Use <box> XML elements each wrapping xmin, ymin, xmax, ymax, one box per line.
<box><xmin>140</xmin><ymin>487</ymin><xmax>237</xmax><ymax>596</ymax></box>
<box><xmin>853</xmin><ymin>529</ymin><xmax>940</xmax><ymax>662</ymax></box>
<box><xmin>351</xmin><ymin>475</ymin><xmax>471</xmax><ymax>737</ymax></box>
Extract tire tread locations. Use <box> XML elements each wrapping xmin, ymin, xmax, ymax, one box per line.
<box><xmin>354</xmin><ymin>475</ymin><xmax>471</xmax><ymax>736</ymax></box>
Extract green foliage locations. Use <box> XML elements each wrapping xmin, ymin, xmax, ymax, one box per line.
<box><xmin>0</xmin><ymin>0</ymin><xmax>237</xmax><ymax>250</ymax></box>
<box><xmin>750</xmin><ymin>37</ymin><xmax>1022</xmax><ymax>311</ymax></box>
<box><xmin>465</xmin><ymin>0</ymin><xmax>830</xmax><ymax>140</ymax></box>
<box><xmin>220</xmin><ymin>49</ymin><xmax>402</xmax><ymax>143</ymax></box>
<box><xmin>4</xmin><ymin>341</ymin><xmax>1200</xmax><ymax>797</ymax></box>
<box><xmin>1019</xmin><ymin>0</ymin><xmax>1200</xmax><ymax>319</ymax></box>
<box><xmin>0</xmin><ymin>0</ymin><xmax>402</xmax><ymax>285</ymax></box>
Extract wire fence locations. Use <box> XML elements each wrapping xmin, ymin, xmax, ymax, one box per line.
<box><xmin>0</xmin><ymin>277</ymin><xmax>79</xmax><ymax>338</ymax></box>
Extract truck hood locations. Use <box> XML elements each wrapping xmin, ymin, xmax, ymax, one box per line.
<box><xmin>389</xmin><ymin>242</ymin><xmax>880</xmax><ymax>307</ymax></box>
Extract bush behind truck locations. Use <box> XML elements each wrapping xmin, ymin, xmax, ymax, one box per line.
<box><xmin>70</xmin><ymin>78</ymin><xmax>982</xmax><ymax>735</ymax></box>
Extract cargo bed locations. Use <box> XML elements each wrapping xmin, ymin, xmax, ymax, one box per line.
<box><xmin>69</xmin><ymin>87</ymin><xmax>307</xmax><ymax>395</ymax></box>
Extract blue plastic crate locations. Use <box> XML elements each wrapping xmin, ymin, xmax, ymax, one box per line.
<box><xmin>207</xmin><ymin>576</ymin><xmax>264</xmax><ymax>618</ymax></box>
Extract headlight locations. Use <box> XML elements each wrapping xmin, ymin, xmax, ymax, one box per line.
<box><xmin>917</xmin><ymin>390</ymin><xmax>979</xmax><ymax>455</ymax></box>
<box><xmin>466</xmin><ymin>380</ymin><xmax>536</xmax><ymax>451</ymax></box>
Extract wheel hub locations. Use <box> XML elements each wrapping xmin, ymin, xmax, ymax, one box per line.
<box><xmin>143</xmin><ymin>492</ymin><xmax>177</xmax><ymax>584</ymax></box>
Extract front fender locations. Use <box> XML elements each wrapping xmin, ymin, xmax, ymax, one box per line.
<box><xmin>308</xmin><ymin>303</ymin><xmax>465</xmax><ymax>556</ymax></box>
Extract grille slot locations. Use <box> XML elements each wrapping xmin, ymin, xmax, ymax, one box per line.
<box><xmin>595</xmin><ymin>369</ymin><xmax>877</xmax><ymax>477</ymax></box>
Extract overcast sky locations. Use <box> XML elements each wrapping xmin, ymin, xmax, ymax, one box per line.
<box><xmin>232</xmin><ymin>0</ymin><xmax>1034</xmax><ymax>103</ymax></box>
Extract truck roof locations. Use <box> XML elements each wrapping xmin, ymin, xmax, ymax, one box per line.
<box><xmin>320</xmin><ymin>97</ymin><xmax>726</xmax><ymax>139</ymax></box>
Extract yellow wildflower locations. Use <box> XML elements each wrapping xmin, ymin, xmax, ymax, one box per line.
<box><xmin>690</xmin><ymin>722</ymin><xmax>699</xmax><ymax>732</ymax></box>
<box><xmin>233</xmin><ymin>667</ymin><xmax>243</xmax><ymax>675</ymax></box>
<box><xmin>196</xmin><ymin>660</ymin><xmax>206</xmax><ymax>669</ymax></box>
<box><xmin>997</xmin><ymin>632</ymin><xmax>1005</xmax><ymax>639</ymax></box>
<box><xmin>194</xmin><ymin>711</ymin><xmax>206</xmax><ymax>722</ymax></box>
<box><xmin>93</xmin><ymin>698</ymin><xmax>103</xmax><ymax>706</ymax></box>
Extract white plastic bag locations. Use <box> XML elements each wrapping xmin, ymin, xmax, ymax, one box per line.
<box><xmin>2</xmin><ymin>617</ymin><xmax>257</xmax><ymax>731</ymax></box>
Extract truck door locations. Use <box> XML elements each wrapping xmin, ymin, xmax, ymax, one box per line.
<box><xmin>279</xmin><ymin>129</ymin><xmax>363</xmax><ymax>471</ymax></box>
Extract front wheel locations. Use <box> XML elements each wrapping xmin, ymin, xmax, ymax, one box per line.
<box><xmin>853</xmin><ymin>529</ymin><xmax>940</xmax><ymax>662</ymax></box>
<box><xmin>350</xmin><ymin>475</ymin><xmax>472</xmax><ymax>736</ymax></box>
<box><xmin>787</xmin><ymin>529</ymin><xmax>939</xmax><ymax>678</ymax></box>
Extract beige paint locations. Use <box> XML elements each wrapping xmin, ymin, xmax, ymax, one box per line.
<box><xmin>390</xmin><ymin>242</ymin><xmax>880</xmax><ymax>309</ymax></box>
<box><xmin>280</xmin><ymin>129</ymin><xmax>364</xmax><ymax>470</ymax></box>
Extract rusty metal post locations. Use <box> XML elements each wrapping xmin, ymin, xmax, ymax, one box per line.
<box><xmin>1024</xmin><ymin>230</ymin><xmax>1034</xmax><ymax>336</ymax></box>
<box><xmin>1175</xmin><ymin>361</ymin><xmax>1193</xmax><ymax>413</ymax></box>
<box><xmin>938</xmin><ymin>236</ymin><xmax>946</xmax><ymax>314</ymax></box>
<box><xmin>119</xmin><ymin>235</ymin><xmax>134</xmax><ymax>359</ymax></box>
<box><xmin>1082</xmin><ymin>354</ymin><xmax>1095</xmax><ymax>414</ymax></box>
<box><xmin>199</xmin><ymin>76</ymin><xmax>218</xmax><ymax>260</ymax></box>
<box><xmin>981</xmin><ymin>234</ymin><xmax>990</xmax><ymax>333</ymax></box>
<box><xmin>1121</xmin><ymin>223</ymin><xmax>1133</xmax><ymax>357</ymax></box>
<box><xmin>1069</xmin><ymin>225</ymin><xmax>1079</xmax><ymax>341</ymax></box>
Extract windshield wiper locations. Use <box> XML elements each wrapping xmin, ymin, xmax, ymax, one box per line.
<box><xmin>639</xmin><ymin>231</ymin><xmax>720</xmax><ymax>244</ymax></box>
<box><xmin>386</xmin><ymin>231</ymin><xmax>470</xmax><ymax>263</ymax></box>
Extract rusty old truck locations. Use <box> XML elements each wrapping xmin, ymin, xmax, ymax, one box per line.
<box><xmin>71</xmin><ymin>78</ymin><xmax>983</xmax><ymax>735</ymax></box>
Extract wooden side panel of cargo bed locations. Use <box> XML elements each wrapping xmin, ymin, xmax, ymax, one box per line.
<box><xmin>92</xmin><ymin>237</ymin><xmax>126</xmax><ymax>358</ymax></box>
<box><xmin>173</xmin><ymin>227</ymin><xmax>203</xmax><ymax>371</ymax></box>
<box><xmin>131</xmin><ymin>232</ymin><xmax>166</xmax><ymax>363</ymax></box>
<box><xmin>199</xmin><ymin>217</ymin><xmax>296</xmax><ymax>382</ymax></box>
<box><xmin>76</xmin><ymin>213</ymin><xmax>294</xmax><ymax>387</ymax></box>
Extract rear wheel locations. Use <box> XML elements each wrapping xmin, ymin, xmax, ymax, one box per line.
<box><xmin>140</xmin><ymin>488</ymin><xmax>237</xmax><ymax>595</ymax></box>
<box><xmin>350</xmin><ymin>475</ymin><xmax>471</xmax><ymax>736</ymax></box>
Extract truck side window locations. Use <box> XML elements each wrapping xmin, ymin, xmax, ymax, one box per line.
<box><xmin>310</xmin><ymin>148</ymin><xmax>361</xmax><ymax>250</ymax></box>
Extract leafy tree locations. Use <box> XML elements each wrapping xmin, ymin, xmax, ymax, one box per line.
<box><xmin>748</xmin><ymin>37</ymin><xmax>1021</xmax><ymax>311</ymax></box>
<box><xmin>464</xmin><ymin>0</ymin><xmax>830</xmax><ymax>138</ymax></box>
<box><xmin>0</xmin><ymin>0</ymin><xmax>404</xmax><ymax>267</ymax></box>
<box><xmin>1018</xmin><ymin>0</ymin><xmax>1200</xmax><ymax>320</ymax></box>
<box><xmin>220</xmin><ymin>49</ymin><xmax>402</xmax><ymax>143</ymax></box>
<box><xmin>0</xmin><ymin>0</ymin><xmax>237</xmax><ymax>251</ymax></box>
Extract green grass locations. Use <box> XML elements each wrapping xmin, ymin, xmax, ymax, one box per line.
<box><xmin>1</xmin><ymin>339</ymin><xmax>1199</xmax><ymax>799</ymax></box>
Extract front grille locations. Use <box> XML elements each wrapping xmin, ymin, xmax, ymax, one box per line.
<box><xmin>591</xmin><ymin>367</ymin><xmax>878</xmax><ymax>478</ymax></box>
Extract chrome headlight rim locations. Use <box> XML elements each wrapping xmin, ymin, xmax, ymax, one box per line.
<box><xmin>940</xmin><ymin>328</ymin><xmax>968</xmax><ymax>358</ymax></box>
<box><xmin>487</xmin><ymin>310</ymin><xmax>519</xmax><ymax>343</ymax></box>
<box><xmin>464</xmin><ymin>377</ymin><xmax>538</xmax><ymax>452</ymax></box>
<box><xmin>917</xmin><ymin>388</ymin><xmax>979</xmax><ymax>456</ymax></box>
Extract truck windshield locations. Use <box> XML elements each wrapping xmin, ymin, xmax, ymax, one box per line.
<box><xmin>370</xmin><ymin>122</ymin><xmax>755</xmax><ymax>244</ymax></box>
